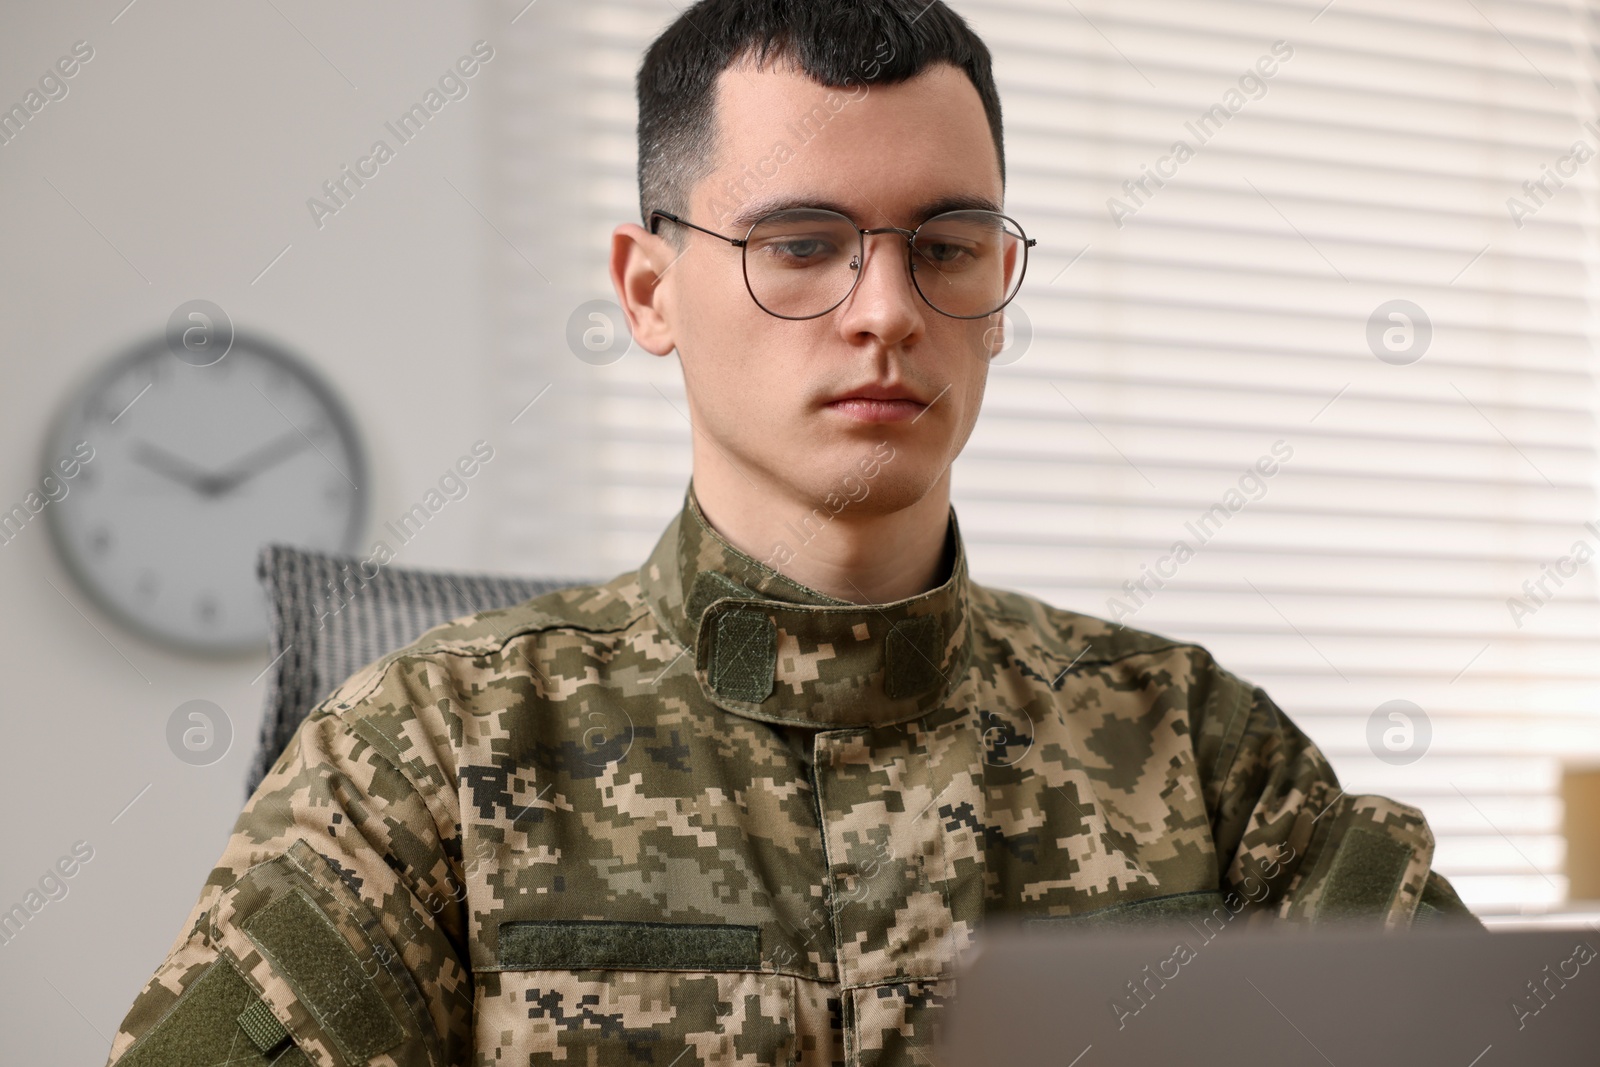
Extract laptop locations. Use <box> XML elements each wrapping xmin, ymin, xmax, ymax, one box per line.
<box><xmin>937</xmin><ymin>916</ymin><xmax>1598</xmax><ymax>1066</ymax></box>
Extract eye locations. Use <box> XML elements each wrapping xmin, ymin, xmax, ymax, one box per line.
<box><xmin>918</xmin><ymin>241</ymin><xmax>978</xmax><ymax>267</ymax></box>
<box><xmin>752</xmin><ymin>235</ymin><xmax>841</xmax><ymax>266</ymax></box>
<box><xmin>776</xmin><ymin>238</ymin><xmax>828</xmax><ymax>259</ymax></box>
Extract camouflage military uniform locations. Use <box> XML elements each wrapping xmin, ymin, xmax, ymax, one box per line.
<box><xmin>107</xmin><ymin>480</ymin><xmax>1480</xmax><ymax>1067</ymax></box>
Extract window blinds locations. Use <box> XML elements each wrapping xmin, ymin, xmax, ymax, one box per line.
<box><xmin>492</xmin><ymin>0</ymin><xmax>1600</xmax><ymax>912</ymax></box>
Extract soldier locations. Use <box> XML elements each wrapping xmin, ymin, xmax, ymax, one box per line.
<box><xmin>105</xmin><ymin>1</ymin><xmax>1482</xmax><ymax>1065</ymax></box>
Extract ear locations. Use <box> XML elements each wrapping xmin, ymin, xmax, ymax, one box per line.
<box><xmin>610</xmin><ymin>223</ymin><xmax>682</xmax><ymax>357</ymax></box>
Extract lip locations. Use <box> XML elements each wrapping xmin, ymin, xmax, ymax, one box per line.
<box><xmin>827</xmin><ymin>384</ymin><xmax>925</xmax><ymax>403</ymax></box>
<box><xmin>824</xmin><ymin>397</ymin><xmax>927</xmax><ymax>423</ymax></box>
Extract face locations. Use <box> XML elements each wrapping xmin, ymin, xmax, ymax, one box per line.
<box><xmin>614</xmin><ymin>57</ymin><xmax>1010</xmax><ymax>517</ymax></box>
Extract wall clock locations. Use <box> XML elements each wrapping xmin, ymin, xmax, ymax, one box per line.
<box><xmin>43</xmin><ymin>330</ymin><xmax>368</xmax><ymax>656</ymax></box>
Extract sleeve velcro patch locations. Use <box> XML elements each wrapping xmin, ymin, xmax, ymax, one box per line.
<box><xmin>498</xmin><ymin>918</ymin><xmax>761</xmax><ymax>970</ymax></box>
<box><xmin>1320</xmin><ymin>825</ymin><xmax>1412</xmax><ymax>922</ymax></box>
<box><xmin>242</xmin><ymin>885</ymin><xmax>403</xmax><ymax>1062</ymax></box>
<box><xmin>118</xmin><ymin>957</ymin><xmax>289</xmax><ymax>1066</ymax></box>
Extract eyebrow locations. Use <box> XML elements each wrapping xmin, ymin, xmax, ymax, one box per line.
<box><xmin>723</xmin><ymin>192</ymin><xmax>1003</xmax><ymax>233</ymax></box>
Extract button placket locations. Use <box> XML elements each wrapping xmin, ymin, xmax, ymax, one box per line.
<box><xmin>811</xmin><ymin>719</ymin><xmax>987</xmax><ymax>1066</ymax></box>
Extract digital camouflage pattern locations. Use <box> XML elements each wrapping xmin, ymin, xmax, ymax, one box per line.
<box><xmin>107</xmin><ymin>481</ymin><xmax>1480</xmax><ymax>1067</ymax></box>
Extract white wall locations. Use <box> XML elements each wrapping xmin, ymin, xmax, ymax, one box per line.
<box><xmin>0</xmin><ymin>2</ymin><xmax>529</xmax><ymax>1059</ymax></box>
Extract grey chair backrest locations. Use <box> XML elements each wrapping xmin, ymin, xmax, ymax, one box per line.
<box><xmin>248</xmin><ymin>543</ymin><xmax>596</xmax><ymax>796</ymax></box>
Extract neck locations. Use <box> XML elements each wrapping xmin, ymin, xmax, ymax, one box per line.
<box><xmin>689</xmin><ymin>463</ymin><xmax>953</xmax><ymax>605</ymax></box>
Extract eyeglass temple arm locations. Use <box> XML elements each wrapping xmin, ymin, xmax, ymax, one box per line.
<box><xmin>648</xmin><ymin>210</ymin><xmax>747</xmax><ymax>247</ymax></box>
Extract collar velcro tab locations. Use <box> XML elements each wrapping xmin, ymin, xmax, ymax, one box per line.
<box><xmin>642</xmin><ymin>480</ymin><xmax>975</xmax><ymax>729</ymax></box>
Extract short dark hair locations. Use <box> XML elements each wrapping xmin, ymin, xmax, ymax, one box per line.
<box><xmin>635</xmin><ymin>0</ymin><xmax>1005</xmax><ymax>241</ymax></box>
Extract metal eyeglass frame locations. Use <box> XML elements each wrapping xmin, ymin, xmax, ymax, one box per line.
<box><xmin>647</xmin><ymin>206</ymin><xmax>1037</xmax><ymax>321</ymax></box>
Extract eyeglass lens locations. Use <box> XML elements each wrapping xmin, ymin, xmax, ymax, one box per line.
<box><xmin>741</xmin><ymin>208</ymin><xmax>1026</xmax><ymax>319</ymax></box>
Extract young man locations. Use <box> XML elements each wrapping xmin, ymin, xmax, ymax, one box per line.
<box><xmin>105</xmin><ymin>2</ymin><xmax>1480</xmax><ymax>1065</ymax></box>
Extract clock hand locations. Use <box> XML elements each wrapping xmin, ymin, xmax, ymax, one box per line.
<box><xmin>209</xmin><ymin>431</ymin><xmax>313</xmax><ymax>495</ymax></box>
<box><xmin>131</xmin><ymin>441</ymin><xmax>220</xmax><ymax>495</ymax></box>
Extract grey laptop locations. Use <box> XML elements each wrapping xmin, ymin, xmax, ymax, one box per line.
<box><xmin>938</xmin><ymin>918</ymin><xmax>1598</xmax><ymax>1066</ymax></box>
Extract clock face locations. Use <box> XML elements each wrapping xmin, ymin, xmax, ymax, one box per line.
<box><xmin>44</xmin><ymin>333</ymin><xmax>368</xmax><ymax>655</ymax></box>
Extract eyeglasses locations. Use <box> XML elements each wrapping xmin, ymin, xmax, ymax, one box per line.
<box><xmin>648</xmin><ymin>206</ymin><xmax>1037</xmax><ymax>320</ymax></box>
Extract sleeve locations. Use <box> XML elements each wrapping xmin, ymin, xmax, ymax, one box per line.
<box><xmin>1187</xmin><ymin>652</ymin><xmax>1485</xmax><ymax>931</ymax></box>
<box><xmin>104</xmin><ymin>660</ymin><xmax>476</xmax><ymax>1066</ymax></box>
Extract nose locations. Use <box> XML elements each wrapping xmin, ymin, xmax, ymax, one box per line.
<box><xmin>835</xmin><ymin>229</ymin><xmax>926</xmax><ymax>343</ymax></box>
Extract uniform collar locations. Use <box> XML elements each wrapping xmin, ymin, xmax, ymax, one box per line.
<box><xmin>637</xmin><ymin>480</ymin><xmax>974</xmax><ymax>729</ymax></box>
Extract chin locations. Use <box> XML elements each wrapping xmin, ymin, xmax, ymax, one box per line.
<box><xmin>803</xmin><ymin>458</ymin><xmax>935</xmax><ymax>518</ymax></box>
